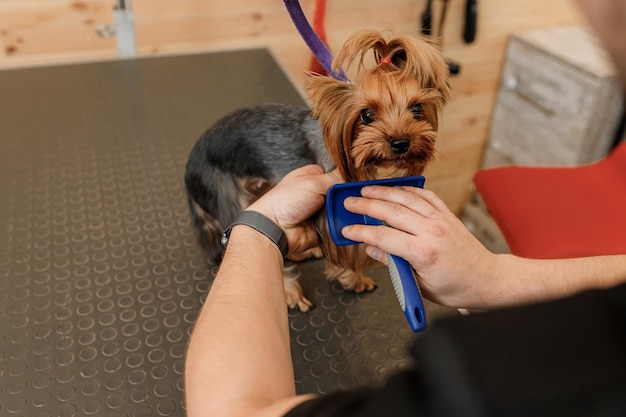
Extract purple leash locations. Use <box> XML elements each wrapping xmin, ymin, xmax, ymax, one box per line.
<box><xmin>283</xmin><ymin>0</ymin><xmax>349</xmax><ymax>82</ymax></box>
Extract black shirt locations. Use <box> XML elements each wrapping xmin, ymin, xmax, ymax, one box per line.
<box><xmin>286</xmin><ymin>284</ymin><xmax>626</xmax><ymax>417</ymax></box>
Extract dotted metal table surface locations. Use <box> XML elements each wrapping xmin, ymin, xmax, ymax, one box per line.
<box><xmin>0</xmin><ymin>49</ymin><xmax>456</xmax><ymax>416</ymax></box>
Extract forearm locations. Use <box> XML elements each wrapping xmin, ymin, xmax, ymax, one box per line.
<box><xmin>482</xmin><ymin>253</ymin><xmax>626</xmax><ymax>308</ymax></box>
<box><xmin>339</xmin><ymin>185</ymin><xmax>626</xmax><ymax>311</ymax></box>
<box><xmin>185</xmin><ymin>226</ymin><xmax>305</xmax><ymax>417</ymax></box>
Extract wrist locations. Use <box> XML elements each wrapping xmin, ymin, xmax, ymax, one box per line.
<box><xmin>226</xmin><ymin>225</ymin><xmax>285</xmax><ymax>263</ymax></box>
<box><xmin>481</xmin><ymin>254</ymin><xmax>521</xmax><ymax>307</ymax></box>
<box><xmin>222</xmin><ymin>211</ymin><xmax>288</xmax><ymax>259</ymax></box>
<box><xmin>484</xmin><ymin>254</ymin><xmax>553</xmax><ymax>308</ymax></box>
<box><xmin>466</xmin><ymin>253</ymin><xmax>522</xmax><ymax>309</ymax></box>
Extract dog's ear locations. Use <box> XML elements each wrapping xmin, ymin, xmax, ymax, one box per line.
<box><xmin>306</xmin><ymin>73</ymin><xmax>358</xmax><ymax>182</ymax></box>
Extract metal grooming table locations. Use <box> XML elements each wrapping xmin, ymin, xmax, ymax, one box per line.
<box><xmin>0</xmin><ymin>50</ymin><xmax>456</xmax><ymax>415</ymax></box>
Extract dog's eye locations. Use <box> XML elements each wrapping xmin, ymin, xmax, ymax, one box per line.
<box><xmin>360</xmin><ymin>108</ymin><xmax>375</xmax><ymax>125</ymax></box>
<box><xmin>411</xmin><ymin>103</ymin><xmax>423</xmax><ymax>119</ymax></box>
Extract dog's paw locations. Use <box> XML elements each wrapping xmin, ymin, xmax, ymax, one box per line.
<box><xmin>325</xmin><ymin>263</ymin><xmax>377</xmax><ymax>293</ymax></box>
<box><xmin>287</xmin><ymin>247</ymin><xmax>323</xmax><ymax>262</ymax></box>
<box><xmin>352</xmin><ymin>275</ymin><xmax>377</xmax><ymax>293</ymax></box>
<box><xmin>286</xmin><ymin>292</ymin><xmax>314</xmax><ymax>312</ymax></box>
<box><xmin>283</xmin><ymin>267</ymin><xmax>313</xmax><ymax>312</ymax></box>
<box><xmin>340</xmin><ymin>274</ymin><xmax>377</xmax><ymax>293</ymax></box>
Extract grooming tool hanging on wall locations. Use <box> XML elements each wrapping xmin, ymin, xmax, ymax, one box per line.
<box><xmin>464</xmin><ymin>0</ymin><xmax>478</xmax><ymax>43</ymax></box>
<box><xmin>421</xmin><ymin>0</ymin><xmax>478</xmax><ymax>43</ymax></box>
<box><xmin>421</xmin><ymin>0</ymin><xmax>479</xmax><ymax>75</ymax></box>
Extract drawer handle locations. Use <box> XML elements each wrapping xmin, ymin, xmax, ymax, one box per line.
<box><xmin>504</xmin><ymin>74</ymin><xmax>555</xmax><ymax>116</ymax></box>
<box><xmin>514</xmin><ymin>90</ymin><xmax>555</xmax><ymax>116</ymax></box>
<box><xmin>504</xmin><ymin>75</ymin><xmax>518</xmax><ymax>91</ymax></box>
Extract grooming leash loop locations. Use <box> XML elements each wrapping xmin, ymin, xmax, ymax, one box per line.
<box><xmin>283</xmin><ymin>0</ymin><xmax>349</xmax><ymax>81</ymax></box>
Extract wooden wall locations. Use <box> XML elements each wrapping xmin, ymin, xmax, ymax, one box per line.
<box><xmin>0</xmin><ymin>0</ymin><xmax>586</xmax><ymax>213</ymax></box>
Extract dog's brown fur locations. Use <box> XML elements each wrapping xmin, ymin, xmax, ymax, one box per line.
<box><xmin>308</xmin><ymin>30</ymin><xmax>450</xmax><ymax>182</ymax></box>
<box><xmin>304</xmin><ymin>30</ymin><xmax>450</xmax><ymax>300</ymax></box>
<box><xmin>184</xmin><ymin>30</ymin><xmax>450</xmax><ymax>311</ymax></box>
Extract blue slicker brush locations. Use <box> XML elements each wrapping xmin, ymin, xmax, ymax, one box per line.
<box><xmin>326</xmin><ymin>176</ymin><xmax>427</xmax><ymax>332</ymax></box>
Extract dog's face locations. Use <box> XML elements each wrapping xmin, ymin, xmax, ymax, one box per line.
<box><xmin>307</xmin><ymin>30</ymin><xmax>450</xmax><ymax>182</ymax></box>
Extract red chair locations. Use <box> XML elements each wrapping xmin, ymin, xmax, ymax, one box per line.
<box><xmin>473</xmin><ymin>142</ymin><xmax>626</xmax><ymax>259</ymax></box>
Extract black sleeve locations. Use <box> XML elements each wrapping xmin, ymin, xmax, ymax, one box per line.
<box><xmin>414</xmin><ymin>283</ymin><xmax>626</xmax><ymax>417</ymax></box>
<box><xmin>285</xmin><ymin>284</ymin><xmax>626</xmax><ymax>417</ymax></box>
<box><xmin>285</xmin><ymin>369</ymin><xmax>428</xmax><ymax>417</ymax></box>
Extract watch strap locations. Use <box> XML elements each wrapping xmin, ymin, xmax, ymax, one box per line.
<box><xmin>221</xmin><ymin>211</ymin><xmax>289</xmax><ymax>258</ymax></box>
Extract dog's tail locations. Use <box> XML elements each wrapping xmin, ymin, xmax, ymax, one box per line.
<box><xmin>186</xmin><ymin>197</ymin><xmax>225</xmax><ymax>265</ymax></box>
<box><xmin>185</xmin><ymin>170</ymin><xmax>273</xmax><ymax>265</ymax></box>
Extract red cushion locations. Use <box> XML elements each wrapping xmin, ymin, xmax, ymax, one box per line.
<box><xmin>473</xmin><ymin>143</ymin><xmax>626</xmax><ymax>259</ymax></box>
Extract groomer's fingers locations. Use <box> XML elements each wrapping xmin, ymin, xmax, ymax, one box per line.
<box><xmin>365</xmin><ymin>245</ymin><xmax>388</xmax><ymax>265</ymax></box>
<box><xmin>398</xmin><ymin>186</ymin><xmax>450</xmax><ymax>213</ymax></box>
<box><xmin>289</xmin><ymin>166</ymin><xmax>342</xmax><ymax>199</ymax></box>
<box><xmin>342</xmin><ymin>223</ymin><xmax>421</xmax><ymax>264</ymax></box>
<box><xmin>360</xmin><ymin>185</ymin><xmax>449</xmax><ymax>217</ymax></box>
<box><xmin>343</xmin><ymin>194</ymin><xmax>426</xmax><ymax>236</ymax></box>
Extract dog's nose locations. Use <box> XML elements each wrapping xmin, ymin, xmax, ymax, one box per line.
<box><xmin>390</xmin><ymin>138</ymin><xmax>410</xmax><ymax>154</ymax></box>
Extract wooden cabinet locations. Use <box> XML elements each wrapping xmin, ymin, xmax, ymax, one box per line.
<box><xmin>483</xmin><ymin>25</ymin><xmax>623</xmax><ymax>168</ymax></box>
<box><xmin>464</xmin><ymin>25</ymin><xmax>624</xmax><ymax>252</ymax></box>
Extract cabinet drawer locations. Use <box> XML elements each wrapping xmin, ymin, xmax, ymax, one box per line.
<box><xmin>489</xmin><ymin>38</ymin><xmax>600</xmax><ymax>165</ymax></box>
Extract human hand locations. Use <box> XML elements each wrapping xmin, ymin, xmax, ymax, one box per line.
<box><xmin>248</xmin><ymin>165</ymin><xmax>342</xmax><ymax>255</ymax></box>
<box><xmin>341</xmin><ymin>185</ymin><xmax>498</xmax><ymax>308</ymax></box>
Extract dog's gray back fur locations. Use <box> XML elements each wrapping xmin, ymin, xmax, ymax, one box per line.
<box><xmin>184</xmin><ymin>103</ymin><xmax>334</xmax><ymax>263</ymax></box>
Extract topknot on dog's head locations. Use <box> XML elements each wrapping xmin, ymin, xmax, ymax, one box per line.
<box><xmin>331</xmin><ymin>30</ymin><xmax>450</xmax><ymax>103</ymax></box>
<box><xmin>306</xmin><ymin>30</ymin><xmax>451</xmax><ymax>182</ymax></box>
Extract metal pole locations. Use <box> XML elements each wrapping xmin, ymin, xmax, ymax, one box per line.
<box><xmin>114</xmin><ymin>0</ymin><xmax>137</xmax><ymax>57</ymax></box>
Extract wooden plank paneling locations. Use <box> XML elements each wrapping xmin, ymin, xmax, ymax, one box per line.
<box><xmin>0</xmin><ymin>1</ymin><xmax>116</xmax><ymax>56</ymax></box>
<box><xmin>0</xmin><ymin>0</ymin><xmax>586</xmax><ymax>213</ymax></box>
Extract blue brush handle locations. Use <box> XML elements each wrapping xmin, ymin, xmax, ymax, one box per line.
<box><xmin>325</xmin><ymin>175</ymin><xmax>428</xmax><ymax>331</ymax></box>
<box><xmin>387</xmin><ymin>254</ymin><xmax>427</xmax><ymax>332</ymax></box>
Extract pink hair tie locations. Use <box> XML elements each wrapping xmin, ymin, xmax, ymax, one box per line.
<box><xmin>380</xmin><ymin>57</ymin><xmax>391</xmax><ymax>64</ymax></box>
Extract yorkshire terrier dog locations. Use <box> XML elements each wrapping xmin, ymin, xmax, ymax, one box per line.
<box><xmin>185</xmin><ymin>30</ymin><xmax>450</xmax><ymax>311</ymax></box>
